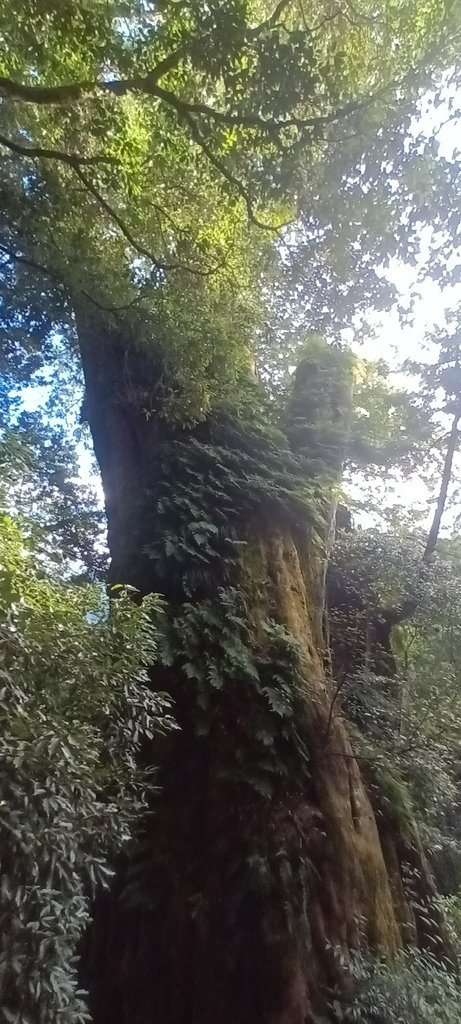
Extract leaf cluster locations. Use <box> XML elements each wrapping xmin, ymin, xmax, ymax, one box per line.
<box><xmin>143</xmin><ymin>385</ymin><xmax>327</xmax><ymax>598</ymax></box>
<box><xmin>0</xmin><ymin>515</ymin><xmax>174</xmax><ymax>1023</ymax></box>
<box><xmin>335</xmin><ymin>948</ymin><xmax>461</xmax><ymax>1024</ymax></box>
<box><xmin>161</xmin><ymin>588</ymin><xmax>310</xmax><ymax>797</ymax></box>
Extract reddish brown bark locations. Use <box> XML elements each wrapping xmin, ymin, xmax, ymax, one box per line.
<box><xmin>76</xmin><ymin>311</ymin><xmax>452</xmax><ymax>1024</ymax></box>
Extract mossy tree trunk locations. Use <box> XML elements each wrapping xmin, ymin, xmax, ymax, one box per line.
<box><xmin>77</xmin><ymin>311</ymin><xmax>450</xmax><ymax>1024</ymax></box>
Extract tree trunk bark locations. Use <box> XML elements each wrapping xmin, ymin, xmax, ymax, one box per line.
<box><xmin>423</xmin><ymin>402</ymin><xmax>461</xmax><ymax>561</ymax></box>
<box><xmin>75</xmin><ymin>309</ymin><xmax>452</xmax><ymax>1024</ymax></box>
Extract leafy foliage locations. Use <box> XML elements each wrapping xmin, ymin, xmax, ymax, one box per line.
<box><xmin>285</xmin><ymin>333</ymin><xmax>354</xmax><ymax>475</ymax></box>
<box><xmin>329</xmin><ymin>528</ymin><xmax>461</xmax><ymax>892</ymax></box>
<box><xmin>144</xmin><ymin>385</ymin><xmax>327</xmax><ymax>595</ymax></box>
<box><xmin>161</xmin><ymin>589</ymin><xmax>310</xmax><ymax>796</ymax></box>
<box><xmin>334</xmin><ymin>949</ymin><xmax>461</xmax><ymax>1024</ymax></box>
<box><xmin>0</xmin><ymin>416</ymin><xmax>106</xmax><ymax>578</ymax></box>
<box><xmin>2</xmin><ymin>0</ymin><xmax>461</xmax><ymax>422</ymax></box>
<box><xmin>2</xmin><ymin>3</ymin><xmax>461</xmax><ymax>1022</ymax></box>
<box><xmin>0</xmin><ymin>515</ymin><xmax>174</xmax><ymax>1023</ymax></box>
<box><xmin>142</xmin><ymin>389</ymin><xmax>320</xmax><ymax>795</ymax></box>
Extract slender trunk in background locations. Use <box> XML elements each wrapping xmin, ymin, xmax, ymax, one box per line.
<box><xmin>424</xmin><ymin>403</ymin><xmax>461</xmax><ymax>561</ymax></box>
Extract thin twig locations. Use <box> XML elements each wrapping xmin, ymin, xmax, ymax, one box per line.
<box><xmin>322</xmin><ymin>670</ymin><xmax>349</xmax><ymax>747</ymax></box>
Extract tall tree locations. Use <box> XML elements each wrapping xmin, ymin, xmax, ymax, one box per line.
<box><xmin>2</xmin><ymin>3</ymin><xmax>461</xmax><ymax>1022</ymax></box>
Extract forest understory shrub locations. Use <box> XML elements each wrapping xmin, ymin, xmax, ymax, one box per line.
<box><xmin>332</xmin><ymin>948</ymin><xmax>461</xmax><ymax>1024</ymax></box>
<box><xmin>0</xmin><ymin>515</ymin><xmax>175</xmax><ymax>1024</ymax></box>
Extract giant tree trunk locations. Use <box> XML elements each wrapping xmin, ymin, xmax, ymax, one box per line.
<box><xmin>76</xmin><ymin>310</ymin><xmax>451</xmax><ymax>1024</ymax></box>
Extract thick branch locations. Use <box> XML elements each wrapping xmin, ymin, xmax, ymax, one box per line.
<box><xmin>127</xmin><ymin>82</ymin><xmax>385</xmax><ymax>134</ymax></box>
<box><xmin>0</xmin><ymin>131</ymin><xmax>113</xmax><ymax>168</ymax></box>
<box><xmin>250</xmin><ymin>0</ymin><xmax>293</xmax><ymax>34</ymax></box>
<box><xmin>0</xmin><ymin>76</ymin><xmax>98</xmax><ymax>104</ymax></box>
<box><xmin>0</xmin><ymin>68</ymin><xmax>392</xmax><ymax>136</ymax></box>
<box><xmin>0</xmin><ymin>242</ymin><xmax>64</xmax><ymax>285</ymax></box>
<box><xmin>0</xmin><ymin>48</ymin><xmax>182</xmax><ymax>105</ymax></box>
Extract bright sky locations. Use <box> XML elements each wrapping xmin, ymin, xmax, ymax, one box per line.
<box><xmin>341</xmin><ymin>84</ymin><xmax>461</xmax><ymax>534</ymax></box>
<box><xmin>345</xmin><ymin>267</ymin><xmax>461</xmax><ymax>533</ymax></box>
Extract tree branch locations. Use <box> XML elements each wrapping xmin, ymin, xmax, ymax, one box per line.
<box><xmin>0</xmin><ymin>240</ymin><xmax>135</xmax><ymax>311</ymax></box>
<box><xmin>0</xmin><ymin>241</ymin><xmax>65</xmax><ymax>286</ymax></box>
<box><xmin>73</xmin><ymin>165</ymin><xmax>235</xmax><ymax>275</ymax></box>
<box><xmin>0</xmin><ymin>47</ymin><xmax>183</xmax><ymax>105</ymax></box>
<box><xmin>72</xmin><ymin>166</ymin><xmax>170</xmax><ymax>271</ymax></box>
<box><xmin>250</xmin><ymin>0</ymin><xmax>293</xmax><ymax>34</ymax></box>
<box><xmin>178</xmin><ymin>108</ymin><xmax>281</xmax><ymax>230</ymax></box>
<box><xmin>0</xmin><ymin>67</ymin><xmax>393</xmax><ymax>137</ymax></box>
<box><xmin>0</xmin><ymin>131</ymin><xmax>114</xmax><ymax>168</ymax></box>
<box><xmin>0</xmin><ymin>132</ymin><xmax>234</xmax><ymax>278</ymax></box>
<box><xmin>0</xmin><ymin>76</ymin><xmax>97</xmax><ymax>104</ymax></box>
<box><xmin>146</xmin><ymin>80</ymin><xmax>387</xmax><ymax>134</ymax></box>
<box><xmin>322</xmin><ymin>670</ymin><xmax>349</xmax><ymax>749</ymax></box>
<box><xmin>381</xmin><ymin>599</ymin><xmax>419</xmax><ymax>627</ymax></box>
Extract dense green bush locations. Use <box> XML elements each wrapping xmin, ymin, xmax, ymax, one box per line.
<box><xmin>333</xmin><ymin>949</ymin><xmax>461</xmax><ymax>1024</ymax></box>
<box><xmin>0</xmin><ymin>515</ymin><xmax>175</xmax><ymax>1023</ymax></box>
